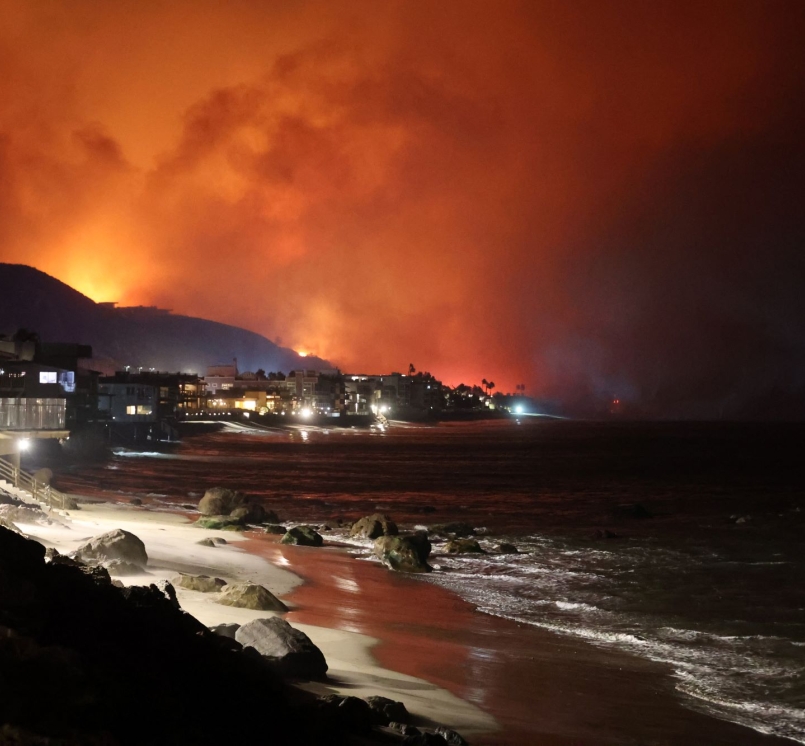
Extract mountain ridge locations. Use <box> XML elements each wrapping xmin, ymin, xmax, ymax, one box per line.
<box><xmin>0</xmin><ymin>263</ymin><xmax>329</xmax><ymax>374</ymax></box>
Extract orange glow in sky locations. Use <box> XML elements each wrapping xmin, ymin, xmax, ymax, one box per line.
<box><xmin>1</xmin><ymin>1</ymin><xmax>803</xmax><ymax>405</ymax></box>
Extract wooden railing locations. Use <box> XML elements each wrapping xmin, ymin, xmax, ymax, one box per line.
<box><xmin>0</xmin><ymin>457</ymin><xmax>69</xmax><ymax>510</ymax></box>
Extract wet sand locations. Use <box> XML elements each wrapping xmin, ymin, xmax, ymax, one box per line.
<box><xmin>250</xmin><ymin>533</ymin><xmax>797</xmax><ymax>746</ymax></box>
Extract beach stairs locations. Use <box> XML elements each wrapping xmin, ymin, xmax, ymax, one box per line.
<box><xmin>0</xmin><ymin>457</ymin><xmax>71</xmax><ymax>514</ymax></box>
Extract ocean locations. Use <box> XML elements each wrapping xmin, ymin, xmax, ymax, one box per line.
<box><xmin>49</xmin><ymin>418</ymin><xmax>805</xmax><ymax>743</ymax></box>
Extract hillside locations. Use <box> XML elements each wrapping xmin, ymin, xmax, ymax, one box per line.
<box><xmin>0</xmin><ymin>264</ymin><xmax>329</xmax><ymax>374</ymax></box>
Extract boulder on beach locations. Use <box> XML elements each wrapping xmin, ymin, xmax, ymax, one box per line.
<box><xmin>196</xmin><ymin>537</ymin><xmax>217</xmax><ymax>547</ymax></box>
<box><xmin>264</xmin><ymin>524</ymin><xmax>287</xmax><ymax>535</ymax></box>
<box><xmin>235</xmin><ymin>617</ymin><xmax>328</xmax><ymax>679</ymax></box>
<box><xmin>373</xmin><ymin>532</ymin><xmax>432</xmax><ymax>573</ymax></box>
<box><xmin>350</xmin><ymin>513</ymin><xmax>399</xmax><ymax>540</ymax></box>
<box><xmin>0</xmin><ymin>504</ymin><xmax>52</xmax><ymax>526</ymax></box>
<box><xmin>197</xmin><ymin>487</ymin><xmax>277</xmax><ymax>525</ymax></box>
<box><xmin>217</xmin><ymin>582</ymin><xmax>288</xmax><ymax>611</ymax></box>
<box><xmin>281</xmin><ymin>526</ymin><xmax>323</xmax><ymax>547</ymax></box>
<box><xmin>174</xmin><ymin>573</ymin><xmax>227</xmax><ymax>593</ymax></box>
<box><xmin>74</xmin><ymin>528</ymin><xmax>148</xmax><ymax>569</ymax></box>
<box><xmin>444</xmin><ymin>538</ymin><xmax>485</xmax><ymax>554</ymax></box>
<box><xmin>497</xmin><ymin>542</ymin><xmax>519</xmax><ymax>554</ymax></box>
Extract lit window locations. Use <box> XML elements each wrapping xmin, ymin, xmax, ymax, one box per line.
<box><xmin>126</xmin><ymin>405</ymin><xmax>136</xmax><ymax>415</ymax></box>
<box><xmin>39</xmin><ymin>371</ymin><xmax>57</xmax><ymax>384</ymax></box>
<box><xmin>136</xmin><ymin>405</ymin><xmax>152</xmax><ymax>415</ymax></box>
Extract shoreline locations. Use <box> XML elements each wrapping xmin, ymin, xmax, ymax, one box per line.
<box><xmin>13</xmin><ymin>493</ymin><xmax>801</xmax><ymax>745</ymax></box>
<box><xmin>14</xmin><ymin>500</ymin><xmax>497</xmax><ymax>741</ymax></box>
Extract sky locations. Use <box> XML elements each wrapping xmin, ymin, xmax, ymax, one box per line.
<box><xmin>1</xmin><ymin>0</ymin><xmax>804</xmax><ymax>417</ymax></box>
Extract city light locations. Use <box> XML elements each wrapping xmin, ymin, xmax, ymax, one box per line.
<box><xmin>514</xmin><ymin>404</ymin><xmax>524</xmax><ymax>414</ymax></box>
<box><xmin>18</xmin><ymin>438</ymin><xmax>31</xmax><ymax>451</ymax></box>
<box><xmin>300</xmin><ymin>407</ymin><xmax>312</xmax><ymax>418</ymax></box>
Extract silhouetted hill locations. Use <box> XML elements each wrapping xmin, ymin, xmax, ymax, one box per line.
<box><xmin>0</xmin><ymin>264</ymin><xmax>329</xmax><ymax>374</ymax></box>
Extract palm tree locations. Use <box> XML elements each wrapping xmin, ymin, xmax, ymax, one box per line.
<box><xmin>408</xmin><ymin>363</ymin><xmax>416</xmax><ymax>376</ymax></box>
<box><xmin>481</xmin><ymin>378</ymin><xmax>489</xmax><ymax>394</ymax></box>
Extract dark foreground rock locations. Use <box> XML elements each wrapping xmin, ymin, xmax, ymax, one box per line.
<box><xmin>0</xmin><ymin>525</ymin><xmax>326</xmax><ymax>746</ymax></box>
<box><xmin>73</xmin><ymin>528</ymin><xmax>148</xmax><ymax>569</ymax></box>
<box><xmin>374</xmin><ymin>532</ymin><xmax>432</xmax><ymax>573</ymax></box>
<box><xmin>281</xmin><ymin>525</ymin><xmax>324</xmax><ymax>547</ymax></box>
<box><xmin>350</xmin><ymin>513</ymin><xmax>399</xmax><ymax>540</ymax></box>
<box><xmin>195</xmin><ymin>514</ymin><xmax>245</xmax><ymax>531</ymax></box>
<box><xmin>235</xmin><ymin>616</ymin><xmax>328</xmax><ymax>679</ymax></box>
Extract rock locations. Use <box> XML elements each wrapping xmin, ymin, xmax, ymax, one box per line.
<box><xmin>318</xmin><ymin>695</ymin><xmax>373</xmax><ymax>733</ymax></box>
<box><xmin>196</xmin><ymin>537</ymin><xmax>217</xmax><ymax>547</ymax></box>
<box><xmin>444</xmin><ymin>538</ymin><xmax>485</xmax><ymax>554</ymax></box>
<box><xmin>152</xmin><ymin>580</ymin><xmax>181</xmax><ymax>609</ymax></box>
<box><xmin>210</xmin><ymin>622</ymin><xmax>240</xmax><ymax>639</ymax></box>
<box><xmin>235</xmin><ymin>617</ymin><xmax>328</xmax><ymax>679</ymax></box>
<box><xmin>435</xmin><ymin>726</ymin><xmax>470</xmax><ymax>745</ymax></box>
<box><xmin>366</xmin><ymin>695</ymin><xmax>410</xmax><ymax>725</ymax></box>
<box><xmin>430</xmin><ymin>522</ymin><xmax>475</xmax><ymax>537</ymax></box>
<box><xmin>609</xmin><ymin>503</ymin><xmax>652</xmax><ymax>519</ymax></box>
<box><xmin>497</xmin><ymin>543</ymin><xmax>519</xmax><ymax>554</ymax></box>
<box><xmin>74</xmin><ymin>528</ymin><xmax>148</xmax><ymax>568</ymax></box>
<box><xmin>174</xmin><ymin>574</ymin><xmax>227</xmax><ymax>593</ymax></box>
<box><xmin>264</xmin><ymin>524</ymin><xmax>287</xmax><ymax>535</ymax></box>
<box><xmin>0</xmin><ymin>504</ymin><xmax>51</xmax><ymax>526</ymax></box>
<box><xmin>130</xmin><ymin>498</ymin><xmax>143</xmax><ymax>506</ymax></box>
<box><xmin>0</xmin><ymin>517</ymin><xmax>21</xmax><ymax>534</ymax></box>
<box><xmin>104</xmin><ymin>559</ymin><xmax>146</xmax><ymax>576</ymax></box>
<box><xmin>591</xmin><ymin>529</ymin><xmax>621</xmax><ymax>540</ymax></box>
<box><xmin>217</xmin><ymin>583</ymin><xmax>288</xmax><ymax>611</ymax></box>
<box><xmin>390</xmin><ymin>723</ymin><xmax>422</xmax><ymax>736</ymax></box>
<box><xmin>44</xmin><ymin>547</ymin><xmax>60</xmax><ymax>561</ymax></box>
<box><xmin>350</xmin><ymin>513</ymin><xmax>399</xmax><ymax>540</ymax></box>
<box><xmin>213</xmin><ymin>537</ymin><xmax>227</xmax><ymax>545</ymax></box>
<box><xmin>198</xmin><ymin>487</ymin><xmax>246</xmax><ymax>516</ymax></box>
<box><xmin>374</xmin><ymin>532</ymin><xmax>432</xmax><ymax>573</ymax></box>
<box><xmin>198</xmin><ymin>487</ymin><xmax>275</xmax><ymax>524</ymax></box>
<box><xmin>281</xmin><ymin>526</ymin><xmax>323</xmax><ymax>547</ymax></box>
<box><xmin>195</xmin><ymin>515</ymin><xmax>245</xmax><ymax>531</ymax></box>
<box><xmin>230</xmin><ymin>505</ymin><xmax>272</xmax><ymax>524</ymax></box>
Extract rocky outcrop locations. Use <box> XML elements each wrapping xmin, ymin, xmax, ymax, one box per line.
<box><xmin>350</xmin><ymin>513</ymin><xmax>399</xmax><ymax>540</ymax></box>
<box><xmin>264</xmin><ymin>524</ymin><xmax>287</xmax><ymax>535</ymax></box>
<box><xmin>444</xmin><ymin>538</ymin><xmax>485</xmax><ymax>554</ymax></box>
<box><xmin>217</xmin><ymin>582</ymin><xmax>287</xmax><ymax>611</ymax></box>
<box><xmin>318</xmin><ymin>694</ymin><xmax>373</xmax><ymax>734</ymax></box>
<box><xmin>0</xmin><ymin>525</ymin><xmax>310</xmax><ymax>746</ymax></box>
<box><xmin>281</xmin><ymin>526</ymin><xmax>323</xmax><ymax>547</ymax></box>
<box><xmin>435</xmin><ymin>726</ymin><xmax>470</xmax><ymax>745</ymax></box>
<box><xmin>73</xmin><ymin>528</ymin><xmax>147</xmax><ymax>569</ymax></box>
<box><xmin>236</xmin><ymin>617</ymin><xmax>328</xmax><ymax>679</ymax></box>
<box><xmin>373</xmin><ymin>532</ymin><xmax>432</xmax><ymax>573</ymax></box>
<box><xmin>174</xmin><ymin>573</ymin><xmax>227</xmax><ymax>593</ymax></box>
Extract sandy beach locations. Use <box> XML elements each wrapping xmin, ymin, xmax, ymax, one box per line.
<box><xmin>14</xmin><ymin>500</ymin><xmax>497</xmax><ymax>742</ymax></box>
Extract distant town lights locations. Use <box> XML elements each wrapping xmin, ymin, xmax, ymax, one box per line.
<box><xmin>300</xmin><ymin>407</ymin><xmax>312</xmax><ymax>418</ymax></box>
